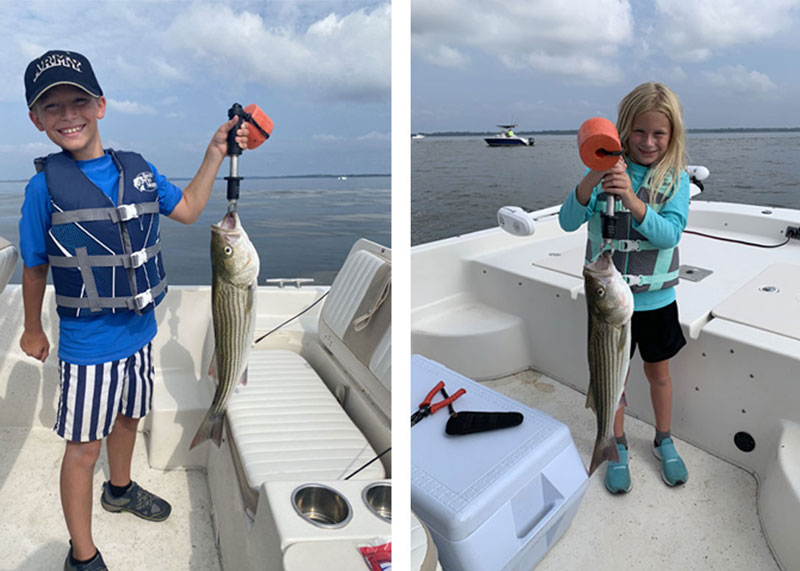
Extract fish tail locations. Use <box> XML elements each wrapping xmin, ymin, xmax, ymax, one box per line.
<box><xmin>588</xmin><ymin>435</ymin><xmax>620</xmax><ymax>475</ymax></box>
<box><xmin>189</xmin><ymin>411</ymin><xmax>225</xmax><ymax>449</ymax></box>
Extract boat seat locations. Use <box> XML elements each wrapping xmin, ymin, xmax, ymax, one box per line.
<box><xmin>318</xmin><ymin>241</ymin><xmax>392</xmax><ymax>398</ymax></box>
<box><xmin>759</xmin><ymin>420</ymin><xmax>800</xmax><ymax>571</ymax></box>
<box><xmin>0</xmin><ymin>237</ymin><xmax>18</xmax><ymax>293</ymax></box>
<box><xmin>412</xmin><ymin>294</ymin><xmax>530</xmax><ymax>380</ymax></box>
<box><xmin>411</xmin><ymin>511</ymin><xmax>442</xmax><ymax>571</ymax></box>
<box><xmin>225</xmin><ymin>239</ymin><xmax>391</xmax><ymax>513</ymax></box>
<box><xmin>227</xmin><ymin>350</ymin><xmax>384</xmax><ymax>513</ymax></box>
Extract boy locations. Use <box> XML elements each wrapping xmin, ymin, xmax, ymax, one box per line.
<box><xmin>19</xmin><ymin>50</ymin><xmax>250</xmax><ymax>570</ymax></box>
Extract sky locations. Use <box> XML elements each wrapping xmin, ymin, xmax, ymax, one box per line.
<box><xmin>411</xmin><ymin>0</ymin><xmax>800</xmax><ymax>133</ymax></box>
<box><xmin>0</xmin><ymin>0</ymin><xmax>390</xmax><ymax>181</ymax></box>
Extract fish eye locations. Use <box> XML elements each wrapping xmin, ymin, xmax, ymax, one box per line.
<box><xmin>224</xmin><ymin>246</ymin><xmax>233</xmax><ymax>256</ymax></box>
<box><xmin>595</xmin><ymin>287</ymin><xmax>605</xmax><ymax>297</ymax></box>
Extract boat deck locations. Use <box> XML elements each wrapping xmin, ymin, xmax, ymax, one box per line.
<box><xmin>0</xmin><ymin>428</ymin><xmax>220</xmax><ymax>570</ymax></box>
<box><xmin>483</xmin><ymin>369</ymin><xmax>779</xmax><ymax>571</ymax></box>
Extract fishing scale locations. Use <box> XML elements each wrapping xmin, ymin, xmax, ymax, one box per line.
<box><xmin>577</xmin><ymin>117</ymin><xmax>624</xmax><ymax>244</ymax></box>
<box><xmin>497</xmin><ymin>117</ymin><xmax>625</xmax><ymax>241</ymax></box>
<box><xmin>225</xmin><ymin>103</ymin><xmax>274</xmax><ymax>213</ymax></box>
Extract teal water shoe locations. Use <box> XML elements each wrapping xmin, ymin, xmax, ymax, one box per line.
<box><xmin>652</xmin><ymin>437</ymin><xmax>688</xmax><ymax>487</ymax></box>
<box><xmin>604</xmin><ymin>443</ymin><xmax>632</xmax><ymax>494</ymax></box>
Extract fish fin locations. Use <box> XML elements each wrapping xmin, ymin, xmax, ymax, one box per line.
<box><xmin>207</xmin><ymin>353</ymin><xmax>218</xmax><ymax>379</ymax></box>
<box><xmin>588</xmin><ymin>435</ymin><xmax>620</xmax><ymax>476</ymax></box>
<box><xmin>585</xmin><ymin>384</ymin><xmax>596</xmax><ymax>411</ymax></box>
<box><xmin>617</xmin><ymin>322</ymin><xmax>631</xmax><ymax>353</ymax></box>
<box><xmin>239</xmin><ymin>367</ymin><xmax>248</xmax><ymax>386</ymax></box>
<box><xmin>189</xmin><ymin>411</ymin><xmax>224</xmax><ymax>450</ymax></box>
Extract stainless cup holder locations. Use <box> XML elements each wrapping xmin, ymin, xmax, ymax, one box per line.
<box><xmin>362</xmin><ymin>482</ymin><xmax>391</xmax><ymax>522</ymax></box>
<box><xmin>291</xmin><ymin>484</ymin><xmax>352</xmax><ymax>529</ymax></box>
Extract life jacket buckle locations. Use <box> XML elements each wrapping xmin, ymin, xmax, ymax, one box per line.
<box><xmin>624</xmin><ymin>274</ymin><xmax>642</xmax><ymax>286</ymax></box>
<box><xmin>116</xmin><ymin>204</ymin><xmax>139</xmax><ymax>222</ymax></box>
<box><xmin>129</xmin><ymin>249</ymin><xmax>148</xmax><ymax>269</ymax></box>
<box><xmin>616</xmin><ymin>239</ymin><xmax>640</xmax><ymax>252</ymax></box>
<box><xmin>133</xmin><ymin>290</ymin><xmax>153</xmax><ymax>310</ymax></box>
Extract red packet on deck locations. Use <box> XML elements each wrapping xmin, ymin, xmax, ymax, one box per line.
<box><xmin>360</xmin><ymin>541</ymin><xmax>391</xmax><ymax>571</ymax></box>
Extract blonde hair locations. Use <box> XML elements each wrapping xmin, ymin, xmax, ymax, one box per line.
<box><xmin>616</xmin><ymin>82</ymin><xmax>686</xmax><ymax>205</ymax></box>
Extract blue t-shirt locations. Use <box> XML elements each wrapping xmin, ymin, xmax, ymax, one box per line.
<box><xmin>558</xmin><ymin>161</ymin><xmax>690</xmax><ymax>311</ymax></box>
<box><xmin>19</xmin><ymin>151</ymin><xmax>183</xmax><ymax>365</ymax></box>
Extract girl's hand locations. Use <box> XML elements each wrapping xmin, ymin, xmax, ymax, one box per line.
<box><xmin>575</xmin><ymin>168</ymin><xmax>606</xmax><ymax>205</ymax></box>
<box><xmin>601</xmin><ymin>158</ymin><xmax>636</xmax><ymax>209</ymax></box>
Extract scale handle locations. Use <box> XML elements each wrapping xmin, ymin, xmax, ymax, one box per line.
<box><xmin>225</xmin><ymin>103</ymin><xmax>245</xmax><ymax>205</ymax></box>
<box><xmin>227</xmin><ymin>103</ymin><xmax>245</xmax><ymax>158</ymax></box>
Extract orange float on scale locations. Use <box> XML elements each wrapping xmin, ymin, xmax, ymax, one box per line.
<box><xmin>577</xmin><ymin>117</ymin><xmax>622</xmax><ymax>171</ymax></box>
<box><xmin>243</xmin><ymin>104</ymin><xmax>273</xmax><ymax>149</ymax></box>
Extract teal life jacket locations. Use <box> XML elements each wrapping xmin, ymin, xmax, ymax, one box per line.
<box><xmin>41</xmin><ymin>149</ymin><xmax>168</xmax><ymax>317</ymax></box>
<box><xmin>586</xmin><ymin>168</ymin><xmax>680</xmax><ymax>294</ymax></box>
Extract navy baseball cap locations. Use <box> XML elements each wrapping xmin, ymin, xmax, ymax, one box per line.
<box><xmin>25</xmin><ymin>50</ymin><xmax>103</xmax><ymax>109</ymax></box>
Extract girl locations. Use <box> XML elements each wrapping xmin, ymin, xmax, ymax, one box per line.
<box><xmin>559</xmin><ymin>82</ymin><xmax>690</xmax><ymax>493</ymax></box>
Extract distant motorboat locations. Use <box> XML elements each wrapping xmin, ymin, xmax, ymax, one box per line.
<box><xmin>338</xmin><ymin>175</ymin><xmax>348</xmax><ymax>180</ymax></box>
<box><xmin>485</xmin><ymin>124</ymin><xmax>534</xmax><ymax>147</ymax></box>
<box><xmin>412</xmin><ymin>133</ymin><xmax>425</xmax><ymax>140</ymax></box>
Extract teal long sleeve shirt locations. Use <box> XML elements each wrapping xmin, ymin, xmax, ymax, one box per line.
<box><xmin>558</xmin><ymin>162</ymin><xmax>690</xmax><ymax>311</ymax></box>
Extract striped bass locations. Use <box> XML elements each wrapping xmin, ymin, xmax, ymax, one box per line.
<box><xmin>190</xmin><ymin>211</ymin><xmax>259</xmax><ymax>449</ymax></box>
<box><xmin>584</xmin><ymin>250</ymin><xmax>633</xmax><ymax>475</ymax></box>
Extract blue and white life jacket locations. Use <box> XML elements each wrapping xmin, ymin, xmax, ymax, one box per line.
<box><xmin>586</xmin><ymin>169</ymin><xmax>680</xmax><ymax>294</ymax></box>
<box><xmin>41</xmin><ymin>149</ymin><xmax>168</xmax><ymax>317</ymax></box>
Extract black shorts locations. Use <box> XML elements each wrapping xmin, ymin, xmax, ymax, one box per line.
<box><xmin>630</xmin><ymin>301</ymin><xmax>686</xmax><ymax>363</ymax></box>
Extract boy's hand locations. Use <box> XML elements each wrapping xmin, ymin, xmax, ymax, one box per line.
<box><xmin>170</xmin><ymin>118</ymin><xmax>252</xmax><ymax>225</ymax></box>
<box><xmin>20</xmin><ymin>329</ymin><xmax>49</xmax><ymax>362</ymax></box>
<box><xmin>208</xmin><ymin>118</ymin><xmax>250</xmax><ymax>160</ymax></box>
<box><xmin>20</xmin><ymin>264</ymin><xmax>49</xmax><ymax>362</ymax></box>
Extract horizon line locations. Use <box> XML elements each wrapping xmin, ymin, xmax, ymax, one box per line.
<box><xmin>413</xmin><ymin>127</ymin><xmax>800</xmax><ymax>136</ymax></box>
<box><xmin>0</xmin><ymin>172</ymin><xmax>391</xmax><ymax>184</ymax></box>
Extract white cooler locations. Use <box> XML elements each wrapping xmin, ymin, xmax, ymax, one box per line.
<box><xmin>410</xmin><ymin>355</ymin><xmax>588</xmax><ymax>571</ymax></box>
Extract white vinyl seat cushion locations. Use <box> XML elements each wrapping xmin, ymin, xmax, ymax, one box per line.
<box><xmin>0</xmin><ymin>238</ymin><xmax>18</xmax><ymax>294</ymax></box>
<box><xmin>411</xmin><ymin>511</ymin><xmax>441</xmax><ymax>571</ymax></box>
<box><xmin>227</xmin><ymin>349</ymin><xmax>385</xmax><ymax>493</ymax></box>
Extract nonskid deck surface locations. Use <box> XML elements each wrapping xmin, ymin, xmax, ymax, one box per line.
<box><xmin>0</xmin><ymin>428</ymin><xmax>220</xmax><ymax>571</ymax></box>
<box><xmin>482</xmin><ymin>370</ymin><xmax>779</xmax><ymax>571</ymax></box>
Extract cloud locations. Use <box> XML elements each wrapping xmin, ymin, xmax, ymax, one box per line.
<box><xmin>150</xmin><ymin>56</ymin><xmax>189</xmax><ymax>82</ymax></box>
<box><xmin>311</xmin><ymin>131</ymin><xmax>389</xmax><ymax>143</ymax></box>
<box><xmin>653</xmin><ymin>0</ymin><xmax>800</xmax><ymax>61</ymax></box>
<box><xmin>420</xmin><ymin>45</ymin><xmax>470</xmax><ymax>68</ymax></box>
<box><xmin>411</xmin><ymin>0</ymin><xmax>634</xmax><ymax>84</ymax></box>
<box><xmin>0</xmin><ymin>1</ymin><xmax>389</xmax><ymax>104</ymax></box>
<box><xmin>0</xmin><ymin>141</ymin><xmax>58</xmax><ymax>155</ymax></box>
<box><xmin>357</xmin><ymin>131</ymin><xmax>390</xmax><ymax>141</ymax></box>
<box><xmin>107</xmin><ymin>98</ymin><xmax>157</xmax><ymax>115</ymax></box>
<box><xmin>164</xmin><ymin>2</ymin><xmax>391</xmax><ymax>102</ymax></box>
<box><xmin>703</xmin><ymin>65</ymin><xmax>777</xmax><ymax>93</ymax></box>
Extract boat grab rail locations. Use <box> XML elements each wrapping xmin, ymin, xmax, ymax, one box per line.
<box><xmin>265</xmin><ymin>277</ymin><xmax>315</xmax><ymax>288</ymax></box>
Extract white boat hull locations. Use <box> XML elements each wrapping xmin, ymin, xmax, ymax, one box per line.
<box><xmin>412</xmin><ymin>199</ymin><xmax>800</xmax><ymax>570</ymax></box>
<box><xmin>0</xmin><ymin>238</ymin><xmax>392</xmax><ymax>570</ymax></box>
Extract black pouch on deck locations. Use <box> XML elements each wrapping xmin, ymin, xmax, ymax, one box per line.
<box><xmin>445</xmin><ymin>411</ymin><xmax>523</xmax><ymax>436</ymax></box>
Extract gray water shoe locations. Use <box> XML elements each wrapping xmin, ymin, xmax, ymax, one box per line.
<box><xmin>100</xmin><ymin>480</ymin><xmax>172</xmax><ymax>522</ymax></box>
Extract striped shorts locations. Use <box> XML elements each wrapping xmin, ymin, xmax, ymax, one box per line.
<box><xmin>54</xmin><ymin>343</ymin><xmax>154</xmax><ymax>442</ymax></box>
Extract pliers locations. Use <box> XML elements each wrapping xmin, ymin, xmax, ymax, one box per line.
<box><xmin>411</xmin><ymin>381</ymin><xmax>466</xmax><ymax>426</ymax></box>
